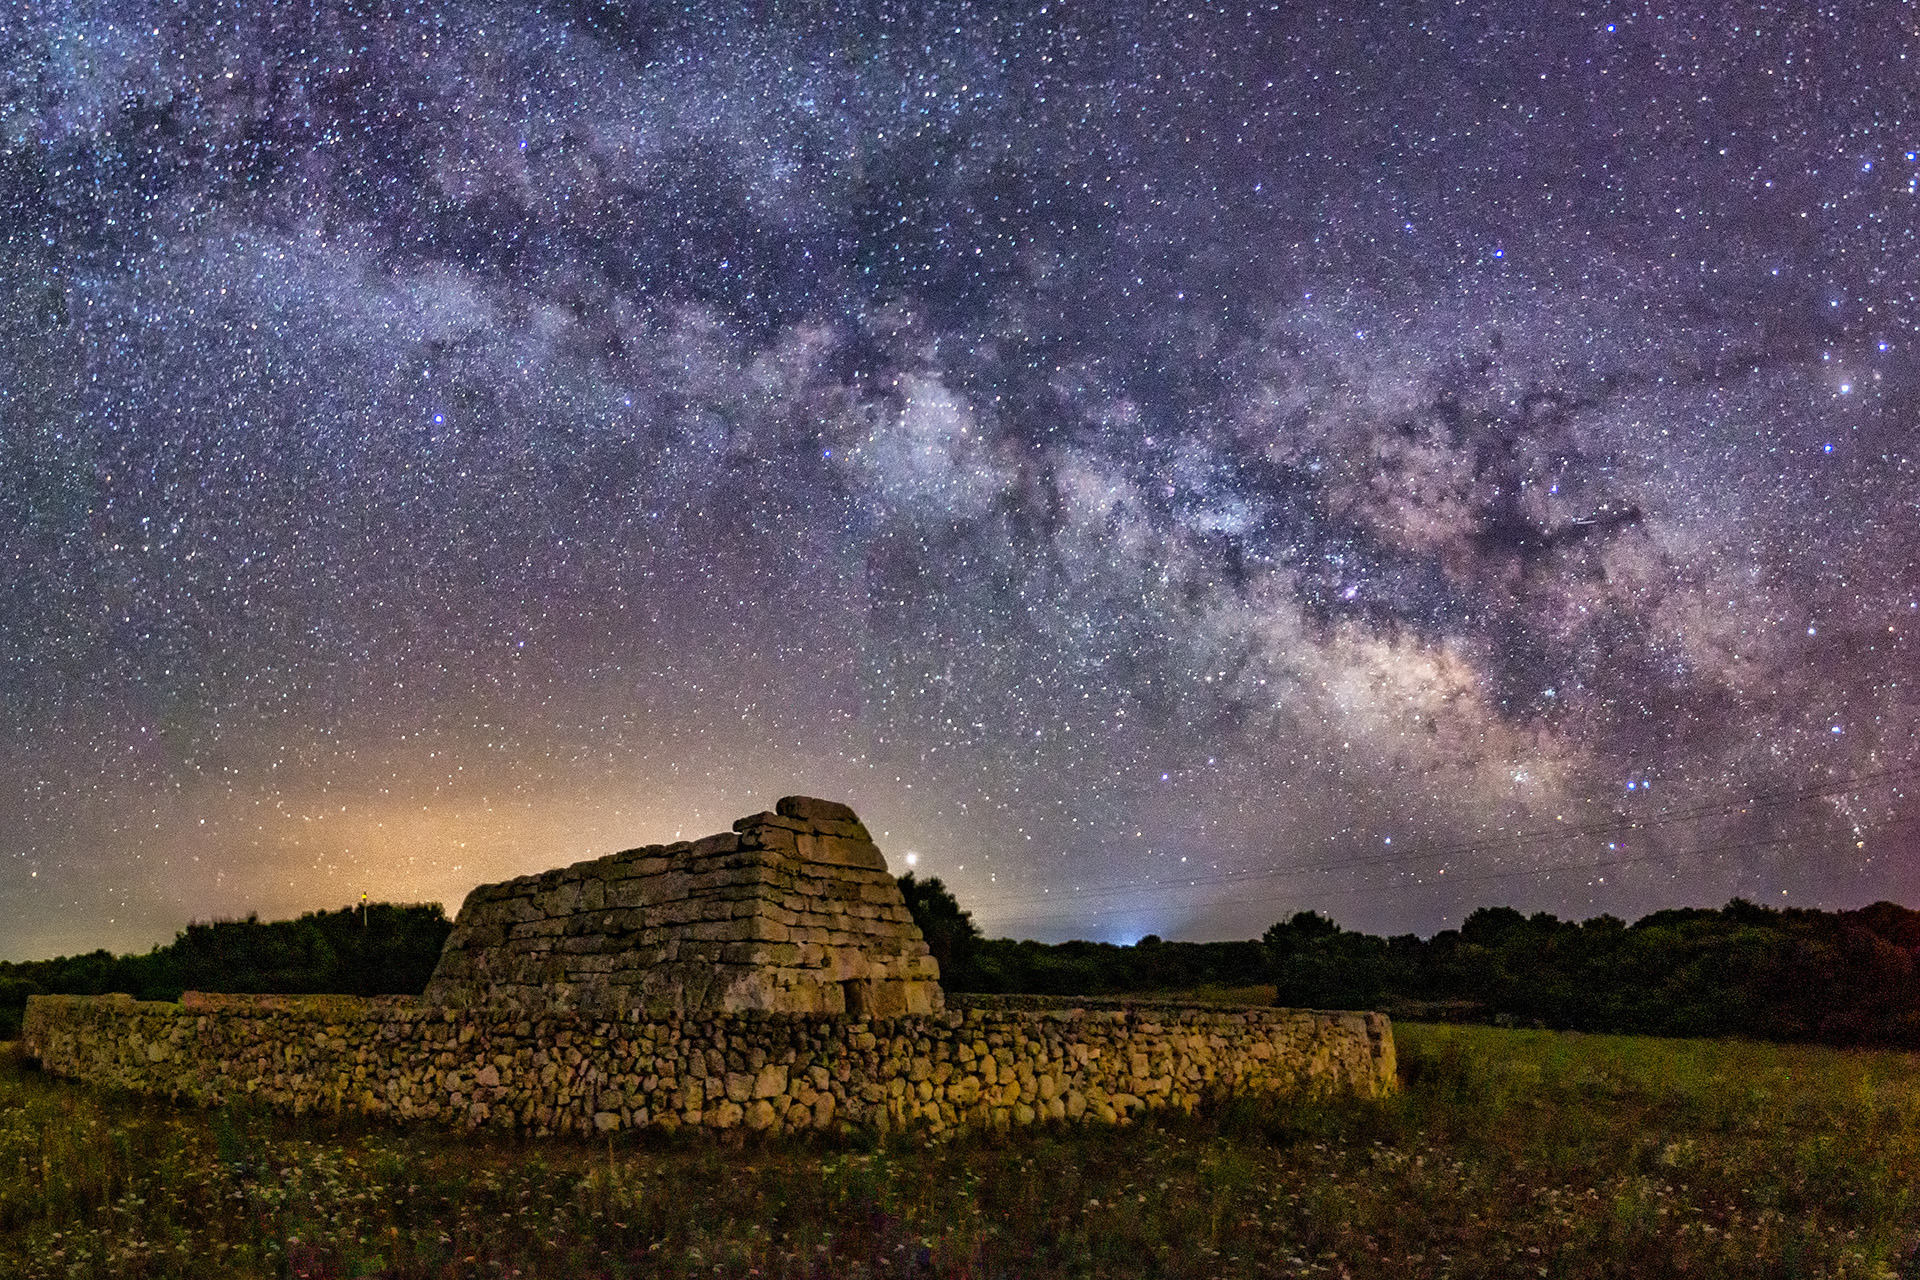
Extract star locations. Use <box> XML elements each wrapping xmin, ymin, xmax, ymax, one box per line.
<box><xmin>0</xmin><ymin>0</ymin><xmax>1915</xmax><ymax>960</ymax></box>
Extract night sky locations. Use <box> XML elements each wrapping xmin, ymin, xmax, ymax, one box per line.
<box><xmin>4</xmin><ymin>0</ymin><xmax>1918</xmax><ymax>962</ymax></box>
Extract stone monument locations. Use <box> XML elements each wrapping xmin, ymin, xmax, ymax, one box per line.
<box><xmin>421</xmin><ymin>796</ymin><xmax>943</xmax><ymax>1018</ymax></box>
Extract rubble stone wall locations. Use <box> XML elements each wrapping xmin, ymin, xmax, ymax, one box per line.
<box><xmin>22</xmin><ymin>992</ymin><xmax>1395</xmax><ymax>1137</ymax></box>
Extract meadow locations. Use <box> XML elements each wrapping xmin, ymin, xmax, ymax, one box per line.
<box><xmin>2</xmin><ymin>1022</ymin><xmax>1917</xmax><ymax>1278</ymax></box>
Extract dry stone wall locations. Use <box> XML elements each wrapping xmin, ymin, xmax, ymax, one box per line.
<box><xmin>22</xmin><ymin>992</ymin><xmax>1395</xmax><ymax>1137</ymax></box>
<box><xmin>20</xmin><ymin>795</ymin><xmax>1397</xmax><ymax>1136</ymax></box>
<box><xmin>423</xmin><ymin>797</ymin><xmax>942</xmax><ymax>1019</ymax></box>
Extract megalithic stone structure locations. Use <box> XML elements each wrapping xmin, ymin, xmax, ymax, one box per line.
<box><xmin>421</xmin><ymin>796</ymin><xmax>944</xmax><ymax>1018</ymax></box>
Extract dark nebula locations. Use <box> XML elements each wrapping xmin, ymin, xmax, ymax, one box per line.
<box><xmin>3</xmin><ymin>0</ymin><xmax>1916</xmax><ymax>958</ymax></box>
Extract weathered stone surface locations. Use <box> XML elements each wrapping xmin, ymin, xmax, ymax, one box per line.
<box><xmin>421</xmin><ymin>798</ymin><xmax>943</xmax><ymax>1020</ymax></box>
<box><xmin>776</xmin><ymin>795</ymin><xmax>862</xmax><ymax>826</ymax></box>
<box><xmin>796</xmin><ymin>832</ymin><xmax>889</xmax><ymax>872</ymax></box>
<box><xmin>22</xmin><ymin>992</ymin><xmax>1396</xmax><ymax>1140</ymax></box>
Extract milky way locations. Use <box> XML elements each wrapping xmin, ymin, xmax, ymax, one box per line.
<box><xmin>3</xmin><ymin>0</ymin><xmax>1918</xmax><ymax>959</ymax></box>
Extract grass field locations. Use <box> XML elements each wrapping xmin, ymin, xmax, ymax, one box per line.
<box><xmin>3</xmin><ymin>1022</ymin><xmax>1918</xmax><ymax>1278</ymax></box>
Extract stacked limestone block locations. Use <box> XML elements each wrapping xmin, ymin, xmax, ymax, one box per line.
<box><xmin>22</xmin><ymin>993</ymin><xmax>1396</xmax><ymax>1138</ymax></box>
<box><xmin>421</xmin><ymin>796</ymin><xmax>943</xmax><ymax>1019</ymax></box>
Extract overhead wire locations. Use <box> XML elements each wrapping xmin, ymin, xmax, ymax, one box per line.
<box><xmin>984</xmin><ymin>815</ymin><xmax>1920</xmax><ymax>928</ymax></box>
<box><xmin>966</xmin><ymin>762</ymin><xmax>1920</xmax><ymax>927</ymax></box>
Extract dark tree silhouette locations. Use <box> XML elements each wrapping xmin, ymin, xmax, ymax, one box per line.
<box><xmin>896</xmin><ymin>873</ymin><xmax>982</xmax><ymax>987</ymax></box>
<box><xmin>0</xmin><ymin>902</ymin><xmax>451</xmax><ymax>1038</ymax></box>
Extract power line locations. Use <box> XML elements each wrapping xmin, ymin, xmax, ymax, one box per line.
<box><xmin>965</xmin><ymin>763</ymin><xmax>1920</xmax><ymax>922</ymax></box>
<box><xmin>982</xmin><ymin>815</ymin><xmax>1920</xmax><ymax>929</ymax></box>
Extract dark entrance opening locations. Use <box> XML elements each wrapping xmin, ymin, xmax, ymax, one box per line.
<box><xmin>841</xmin><ymin>978</ymin><xmax>870</xmax><ymax>1019</ymax></box>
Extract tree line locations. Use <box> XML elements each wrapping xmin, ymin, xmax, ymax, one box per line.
<box><xmin>0</xmin><ymin>903</ymin><xmax>451</xmax><ymax>1039</ymax></box>
<box><xmin>898</xmin><ymin>874</ymin><xmax>1920</xmax><ymax>1048</ymax></box>
<box><xmin>7</xmin><ymin>882</ymin><xmax>1919</xmax><ymax>1049</ymax></box>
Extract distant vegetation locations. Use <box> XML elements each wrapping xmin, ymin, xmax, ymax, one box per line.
<box><xmin>0</xmin><ymin>903</ymin><xmax>450</xmax><ymax>1039</ymax></box>
<box><xmin>8</xmin><ymin>882</ymin><xmax>1920</xmax><ymax>1052</ymax></box>
<box><xmin>900</xmin><ymin>873</ymin><xmax>1920</xmax><ymax>1048</ymax></box>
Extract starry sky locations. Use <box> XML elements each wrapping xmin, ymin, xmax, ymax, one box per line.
<box><xmin>4</xmin><ymin>0</ymin><xmax>1918</xmax><ymax>962</ymax></box>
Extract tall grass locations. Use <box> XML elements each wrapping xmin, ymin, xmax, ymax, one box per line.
<box><xmin>3</xmin><ymin>1023</ymin><xmax>1918</xmax><ymax>1277</ymax></box>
